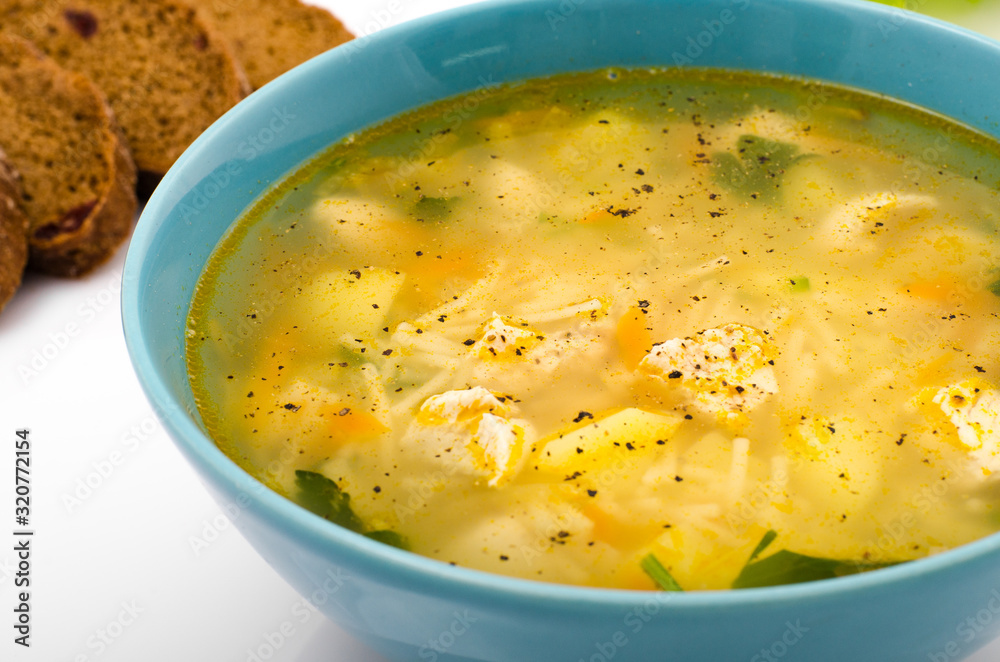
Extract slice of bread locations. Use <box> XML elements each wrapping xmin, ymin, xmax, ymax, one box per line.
<box><xmin>0</xmin><ymin>147</ymin><xmax>28</xmax><ymax>312</ymax></box>
<box><xmin>200</xmin><ymin>0</ymin><xmax>353</xmax><ymax>89</ymax></box>
<box><xmin>0</xmin><ymin>33</ymin><xmax>137</xmax><ymax>277</ymax></box>
<box><xmin>0</xmin><ymin>0</ymin><xmax>251</xmax><ymax>181</ymax></box>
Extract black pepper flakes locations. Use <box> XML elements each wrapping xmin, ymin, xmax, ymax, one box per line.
<box><xmin>573</xmin><ymin>411</ymin><xmax>594</xmax><ymax>423</ymax></box>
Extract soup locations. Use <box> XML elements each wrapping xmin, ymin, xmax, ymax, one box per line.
<box><xmin>186</xmin><ymin>69</ymin><xmax>1000</xmax><ymax>591</ymax></box>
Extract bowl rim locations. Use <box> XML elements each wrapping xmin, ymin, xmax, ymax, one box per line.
<box><xmin>123</xmin><ymin>0</ymin><xmax>1000</xmax><ymax>612</ymax></box>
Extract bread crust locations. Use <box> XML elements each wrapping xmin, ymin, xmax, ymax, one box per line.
<box><xmin>199</xmin><ymin>0</ymin><xmax>353</xmax><ymax>89</ymax></box>
<box><xmin>27</xmin><ymin>106</ymin><xmax>138</xmax><ymax>277</ymax></box>
<box><xmin>0</xmin><ymin>33</ymin><xmax>138</xmax><ymax>277</ymax></box>
<box><xmin>0</xmin><ymin>0</ymin><xmax>251</xmax><ymax>177</ymax></box>
<box><xmin>0</xmin><ymin>148</ymin><xmax>28</xmax><ymax>311</ymax></box>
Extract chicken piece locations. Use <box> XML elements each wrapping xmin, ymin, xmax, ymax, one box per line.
<box><xmin>473</xmin><ymin>313</ymin><xmax>539</xmax><ymax>359</ymax></box>
<box><xmin>415</xmin><ymin>386</ymin><xmax>526</xmax><ymax>486</ymax></box>
<box><xmin>639</xmin><ymin>323</ymin><xmax>778</xmax><ymax>419</ymax></box>
<box><xmin>470</xmin><ymin>413</ymin><xmax>525</xmax><ymax>486</ymax></box>
<box><xmin>417</xmin><ymin>386</ymin><xmax>510</xmax><ymax>424</ymax></box>
<box><xmin>932</xmin><ymin>380</ymin><xmax>1000</xmax><ymax>451</ymax></box>
<box><xmin>824</xmin><ymin>192</ymin><xmax>934</xmax><ymax>252</ymax></box>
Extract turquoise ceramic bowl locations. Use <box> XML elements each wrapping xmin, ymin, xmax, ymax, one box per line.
<box><xmin>122</xmin><ymin>0</ymin><xmax>1000</xmax><ymax>660</ymax></box>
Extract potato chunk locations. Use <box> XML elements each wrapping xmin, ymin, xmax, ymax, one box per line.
<box><xmin>295</xmin><ymin>266</ymin><xmax>404</xmax><ymax>342</ymax></box>
<box><xmin>534</xmin><ymin>407</ymin><xmax>683</xmax><ymax>475</ymax></box>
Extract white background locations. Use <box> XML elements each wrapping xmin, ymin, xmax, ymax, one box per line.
<box><xmin>3</xmin><ymin>1</ymin><xmax>1000</xmax><ymax>661</ymax></box>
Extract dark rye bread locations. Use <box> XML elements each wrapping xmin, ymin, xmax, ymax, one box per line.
<box><xmin>0</xmin><ymin>0</ymin><xmax>251</xmax><ymax>182</ymax></box>
<box><xmin>0</xmin><ymin>33</ymin><xmax>137</xmax><ymax>277</ymax></box>
<box><xmin>201</xmin><ymin>0</ymin><xmax>353</xmax><ymax>89</ymax></box>
<box><xmin>0</xmin><ymin>147</ymin><xmax>28</xmax><ymax>311</ymax></box>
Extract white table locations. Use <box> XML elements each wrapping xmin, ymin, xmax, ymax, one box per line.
<box><xmin>2</xmin><ymin>1</ymin><xmax>1000</xmax><ymax>660</ymax></box>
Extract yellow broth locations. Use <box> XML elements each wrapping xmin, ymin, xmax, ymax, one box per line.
<box><xmin>187</xmin><ymin>69</ymin><xmax>1000</xmax><ymax>591</ymax></box>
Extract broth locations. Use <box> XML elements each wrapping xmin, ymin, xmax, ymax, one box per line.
<box><xmin>187</xmin><ymin>69</ymin><xmax>1000</xmax><ymax>590</ymax></box>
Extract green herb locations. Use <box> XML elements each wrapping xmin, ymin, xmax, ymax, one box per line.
<box><xmin>413</xmin><ymin>196</ymin><xmax>457</xmax><ymax>222</ymax></box>
<box><xmin>732</xmin><ymin>530</ymin><xmax>896</xmax><ymax>589</ymax></box>
<box><xmin>790</xmin><ymin>276</ymin><xmax>811</xmax><ymax>292</ymax></box>
<box><xmin>295</xmin><ymin>470</ymin><xmax>409</xmax><ymax>550</ymax></box>
<box><xmin>987</xmin><ymin>277</ymin><xmax>1000</xmax><ymax>298</ymax></box>
<box><xmin>711</xmin><ymin>135</ymin><xmax>812</xmax><ymax>203</ymax></box>
<box><xmin>296</xmin><ymin>470</ymin><xmax>365</xmax><ymax>532</ymax></box>
<box><xmin>364</xmin><ymin>529</ymin><xmax>409</xmax><ymax>550</ymax></box>
<box><xmin>641</xmin><ymin>553</ymin><xmax>684</xmax><ymax>592</ymax></box>
<box><xmin>746</xmin><ymin>529</ymin><xmax>778</xmax><ymax>564</ymax></box>
<box><xmin>330</xmin><ymin>343</ymin><xmax>367</xmax><ymax>368</ymax></box>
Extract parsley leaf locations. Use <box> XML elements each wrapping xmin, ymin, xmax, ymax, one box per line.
<box><xmin>364</xmin><ymin>529</ymin><xmax>409</xmax><ymax>550</ymax></box>
<box><xmin>732</xmin><ymin>530</ymin><xmax>896</xmax><ymax>589</ymax></box>
<box><xmin>295</xmin><ymin>470</ymin><xmax>409</xmax><ymax>550</ymax></box>
<box><xmin>641</xmin><ymin>553</ymin><xmax>685</xmax><ymax>592</ymax></box>
<box><xmin>711</xmin><ymin>135</ymin><xmax>811</xmax><ymax>203</ymax></box>
<box><xmin>413</xmin><ymin>196</ymin><xmax>458</xmax><ymax>222</ymax></box>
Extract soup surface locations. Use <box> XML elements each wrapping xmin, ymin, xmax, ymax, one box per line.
<box><xmin>187</xmin><ymin>69</ymin><xmax>1000</xmax><ymax>591</ymax></box>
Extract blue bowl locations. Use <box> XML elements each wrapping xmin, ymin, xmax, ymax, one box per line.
<box><xmin>122</xmin><ymin>1</ymin><xmax>1000</xmax><ymax>660</ymax></box>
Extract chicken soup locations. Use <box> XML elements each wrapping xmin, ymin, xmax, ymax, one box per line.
<box><xmin>186</xmin><ymin>69</ymin><xmax>1000</xmax><ymax>591</ymax></box>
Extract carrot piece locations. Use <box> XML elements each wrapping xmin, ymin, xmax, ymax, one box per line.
<box><xmin>581</xmin><ymin>503</ymin><xmax>657</xmax><ymax>551</ymax></box>
<box><xmin>617</xmin><ymin>305</ymin><xmax>652</xmax><ymax>370</ymax></box>
<box><xmin>582</xmin><ymin>207</ymin><xmax>615</xmax><ymax>224</ymax></box>
<box><xmin>332</xmin><ymin>409</ymin><xmax>389</xmax><ymax>438</ymax></box>
<box><xmin>903</xmin><ymin>278</ymin><xmax>954</xmax><ymax>304</ymax></box>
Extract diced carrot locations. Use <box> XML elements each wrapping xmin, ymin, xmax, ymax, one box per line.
<box><xmin>581</xmin><ymin>503</ymin><xmax>658</xmax><ymax>551</ymax></box>
<box><xmin>331</xmin><ymin>408</ymin><xmax>389</xmax><ymax>438</ymax></box>
<box><xmin>616</xmin><ymin>305</ymin><xmax>652</xmax><ymax>370</ymax></box>
<box><xmin>582</xmin><ymin>207</ymin><xmax>615</xmax><ymax>224</ymax></box>
<box><xmin>290</xmin><ymin>406</ymin><xmax>389</xmax><ymax>465</ymax></box>
<box><xmin>903</xmin><ymin>278</ymin><xmax>954</xmax><ymax>304</ymax></box>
